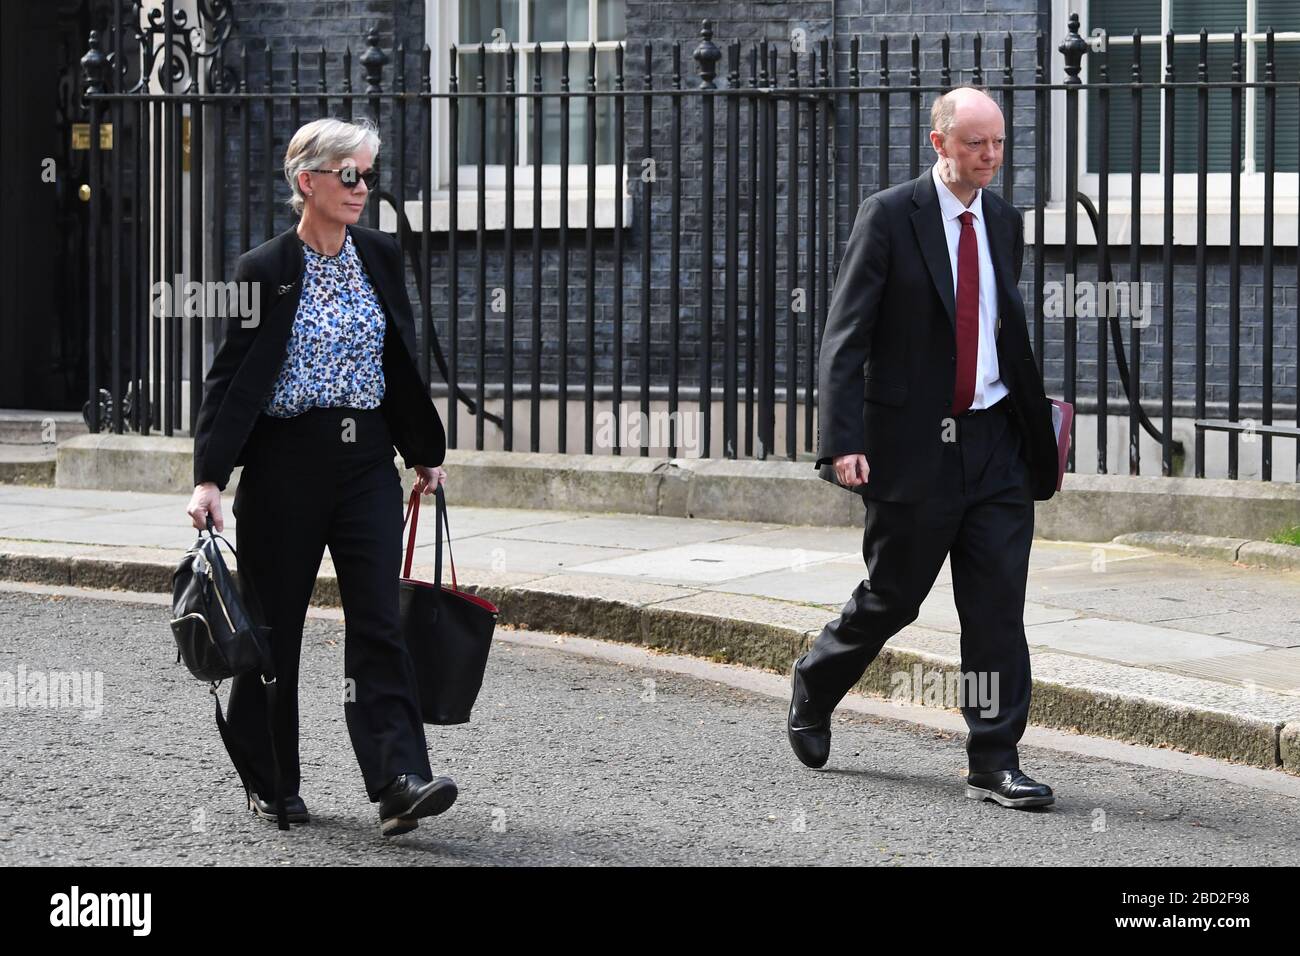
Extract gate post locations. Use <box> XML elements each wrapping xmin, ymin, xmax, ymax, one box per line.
<box><xmin>1059</xmin><ymin>12</ymin><xmax>1088</xmax><ymax>472</ymax></box>
<box><xmin>360</xmin><ymin>27</ymin><xmax>388</xmax><ymax>230</ymax></box>
<box><xmin>81</xmin><ymin>30</ymin><xmax>107</xmax><ymax>433</ymax></box>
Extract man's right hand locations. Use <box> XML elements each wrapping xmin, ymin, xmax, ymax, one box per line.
<box><xmin>187</xmin><ymin>481</ymin><xmax>224</xmax><ymax>532</ymax></box>
<box><xmin>834</xmin><ymin>453</ymin><xmax>870</xmax><ymax>488</ymax></box>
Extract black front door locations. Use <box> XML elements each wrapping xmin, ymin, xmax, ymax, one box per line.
<box><xmin>0</xmin><ymin>0</ymin><xmax>120</xmax><ymax>411</ymax></box>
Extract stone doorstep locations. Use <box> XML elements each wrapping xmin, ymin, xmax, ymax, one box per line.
<box><xmin>1</xmin><ymin>543</ymin><xmax>1296</xmax><ymax>776</ymax></box>
<box><xmin>0</xmin><ymin>410</ymin><xmax>88</xmax><ymax>445</ymax></box>
<box><xmin>0</xmin><ymin>409</ymin><xmax>87</xmax><ymax>487</ymax></box>
<box><xmin>0</xmin><ymin>457</ymin><xmax>56</xmax><ymax>487</ymax></box>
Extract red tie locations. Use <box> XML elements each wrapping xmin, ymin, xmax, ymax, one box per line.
<box><xmin>951</xmin><ymin>210</ymin><xmax>979</xmax><ymax>417</ymax></box>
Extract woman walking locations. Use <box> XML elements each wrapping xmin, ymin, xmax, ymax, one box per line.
<box><xmin>185</xmin><ymin>117</ymin><xmax>455</xmax><ymax>837</ymax></box>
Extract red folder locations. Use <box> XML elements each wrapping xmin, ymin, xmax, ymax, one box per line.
<box><xmin>1050</xmin><ymin>399</ymin><xmax>1073</xmax><ymax>491</ymax></box>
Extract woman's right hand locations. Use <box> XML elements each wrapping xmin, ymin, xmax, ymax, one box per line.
<box><xmin>187</xmin><ymin>481</ymin><xmax>224</xmax><ymax>532</ymax></box>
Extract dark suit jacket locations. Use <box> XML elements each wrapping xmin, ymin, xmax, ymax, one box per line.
<box><xmin>192</xmin><ymin>223</ymin><xmax>446</xmax><ymax>491</ymax></box>
<box><xmin>814</xmin><ymin>171</ymin><xmax>1058</xmax><ymax>503</ymax></box>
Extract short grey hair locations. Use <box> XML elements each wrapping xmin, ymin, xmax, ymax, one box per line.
<box><xmin>930</xmin><ymin>85</ymin><xmax>995</xmax><ymax>136</ymax></box>
<box><xmin>283</xmin><ymin>117</ymin><xmax>381</xmax><ymax>216</ymax></box>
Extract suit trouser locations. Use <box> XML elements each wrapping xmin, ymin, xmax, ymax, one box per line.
<box><xmin>798</xmin><ymin>397</ymin><xmax>1035</xmax><ymax>773</ymax></box>
<box><xmin>227</xmin><ymin>405</ymin><xmax>433</xmax><ymax>802</ymax></box>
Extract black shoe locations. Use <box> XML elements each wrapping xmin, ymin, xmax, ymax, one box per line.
<box><xmin>787</xmin><ymin>657</ymin><xmax>831</xmax><ymax>769</ymax></box>
<box><xmin>248</xmin><ymin>790</ymin><xmax>310</xmax><ymax>824</ymax></box>
<box><xmin>965</xmin><ymin>769</ymin><xmax>1055</xmax><ymax>809</ymax></box>
<box><xmin>377</xmin><ymin>773</ymin><xmax>458</xmax><ymax>837</ymax></box>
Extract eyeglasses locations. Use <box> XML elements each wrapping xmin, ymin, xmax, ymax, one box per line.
<box><xmin>309</xmin><ymin>166</ymin><xmax>379</xmax><ymax>191</ymax></box>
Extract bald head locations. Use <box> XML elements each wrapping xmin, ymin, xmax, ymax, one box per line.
<box><xmin>930</xmin><ymin>86</ymin><xmax>1002</xmax><ymax>137</ymax></box>
<box><xmin>928</xmin><ymin>86</ymin><xmax>1005</xmax><ymax>203</ymax></box>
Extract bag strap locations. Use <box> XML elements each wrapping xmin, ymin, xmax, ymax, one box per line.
<box><xmin>401</xmin><ymin>484</ymin><xmax>458</xmax><ymax>590</ymax></box>
<box><xmin>203</xmin><ymin>511</ymin><xmax>275</xmax><ymax>675</ymax></box>
<box><xmin>433</xmin><ymin>484</ymin><xmax>458</xmax><ymax>591</ymax></box>
<box><xmin>204</xmin><ymin>512</ymin><xmax>239</xmax><ymax>558</ymax></box>
<box><xmin>211</xmin><ymin>679</ymin><xmax>288</xmax><ymax>831</ymax></box>
<box><xmin>203</xmin><ymin>514</ymin><xmax>288</xmax><ymax>831</ymax></box>
<box><xmin>402</xmin><ymin>488</ymin><xmax>419</xmax><ymax>579</ymax></box>
<box><xmin>261</xmin><ymin>677</ymin><xmax>288</xmax><ymax>831</ymax></box>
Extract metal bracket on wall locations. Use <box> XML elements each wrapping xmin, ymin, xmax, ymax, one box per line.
<box><xmin>1073</xmin><ymin>190</ymin><xmax>1185</xmax><ymax>461</ymax></box>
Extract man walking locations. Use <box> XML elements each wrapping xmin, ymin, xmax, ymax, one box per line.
<box><xmin>789</xmin><ymin>87</ymin><xmax>1060</xmax><ymax>809</ymax></box>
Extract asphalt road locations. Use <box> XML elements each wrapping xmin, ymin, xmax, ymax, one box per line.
<box><xmin>1</xmin><ymin>585</ymin><xmax>1297</xmax><ymax>866</ymax></box>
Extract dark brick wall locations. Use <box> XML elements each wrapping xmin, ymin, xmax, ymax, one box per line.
<box><xmin>208</xmin><ymin>0</ymin><xmax>1296</xmax><ymax>453</ymax></box>
<box><xmin>216</xmin><ymin>0</ymin><xmax>424</xmax><ymax>270</ymax></box>
<box><xmin>1032</xmin><ymin>247</ymin><xmax>1300</xmax><ymax>409</ymax></box>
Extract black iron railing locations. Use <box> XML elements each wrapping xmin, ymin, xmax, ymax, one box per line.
<box><xmin>79</xmin><ymin>9</ymin><xmax>1300</xmax><ymax>480</ymax></box>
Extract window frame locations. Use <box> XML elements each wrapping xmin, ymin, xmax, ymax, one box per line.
<box><xmin>1037</xmin><ymin>0</ymin><xmax>1300</xmax><ymax>245</ymax></box>
<box><xmin>412</xmin><ymin>0</ymin><xmax>629</xmax><ymax>232</ymax></box>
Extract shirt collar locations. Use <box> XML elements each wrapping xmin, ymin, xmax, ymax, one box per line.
<box><xmin>931</xmin><ymin>161</ymin><xmax>983</xmax><ymax>224</ymax></box>
<box><xmin>302</xmin><ymin>231</ymin><xmax>353</xmax><ymax>263</ymax></box>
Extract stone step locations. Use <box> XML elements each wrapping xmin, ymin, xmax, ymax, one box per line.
<box><xmin>0</xmin><ymin>409</ymin><xmax>89</xmax><ymax>445</ymax></box>
<box><xmin>0</xmin><ymin>445</ymin><xmax>57</xmax><ymax>485</ymax></box>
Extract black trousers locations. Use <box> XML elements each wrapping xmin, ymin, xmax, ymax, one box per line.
<box><xmin>798</xmin><ymin>397</ymin><xmax>1035</xmax><ymax>773</ymax></box>
<box><xmin>227</xmin><ymin>405</ymin><xmax>432</xmax><ymax>802</ymax></box>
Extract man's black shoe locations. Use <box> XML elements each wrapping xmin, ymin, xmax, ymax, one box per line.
<box><xmin>377</xmin><ymin>773</ymin><xmax>458</xmax><ymax>837</ymax></box>
<box><xmin>787</xmin><ymin>658</ymin><xmax>831</xmax><ymax>768</ymax></box>
<box><xmin>965</xmin><ymin>769</ymin><xmax>1055</xmax><ymax>809</ymax></box>
<box><xmin>248</xmin><ymin>791</ymin><xmax>310</xmax><ymax>824</ymax></box>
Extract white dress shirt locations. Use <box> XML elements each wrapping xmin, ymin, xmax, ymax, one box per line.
<box><xmin>930</xmin><ymin>161</ymin><xmax>1008</xmax><ymax>411</ymax></box>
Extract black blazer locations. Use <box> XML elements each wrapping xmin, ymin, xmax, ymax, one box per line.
<box><xmin>193</xmin><ymin>223</ymin><xmax>446</xmax><ymax>491</ymax></box>
<box><xmin>814</xmin><ymin>171</ymin><xmax>1058</xmax><ymax>503</ymax></box>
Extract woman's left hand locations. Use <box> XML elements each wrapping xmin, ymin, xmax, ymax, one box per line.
<box><xmin>413</xmin><ymin>465</ymin><xmax>446</xmax><ymax>496</ymax></box>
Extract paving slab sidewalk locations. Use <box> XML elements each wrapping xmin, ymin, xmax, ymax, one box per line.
<box><xmin>0</xmin><ymin>483</ymin><xmax>1297</xmax><ymax>773</ymax></box>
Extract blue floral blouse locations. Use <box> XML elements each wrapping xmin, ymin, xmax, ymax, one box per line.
<box><xmin>262</xmin><ymin>233</ymin><xmax>387</xmax><ymax>417</ymax></box>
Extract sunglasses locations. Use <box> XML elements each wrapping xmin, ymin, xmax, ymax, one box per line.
<box><xmin>309</xmin><ymin>166</ymin><xmax>379</xmax><ymax>191</ymax></box>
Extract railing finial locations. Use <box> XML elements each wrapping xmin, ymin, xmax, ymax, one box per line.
<box><xmin>361</xmin><ymin>26</ymin><xmax>388</xmax><ymax>93</ymax></box>
<box><xmin>81</xmin><ymin>29</ymin><xmax>107</xmax><ymax>101</ymax></box>
<box><xmin>1059</xmin><ymin>11</ymin><xmax>1089</xmax><ymax>83</ymax></box>
<box><xmin>694</xmin><ymin>19</ymin><xmax>721</xmax><ymax>89</ymax></box>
